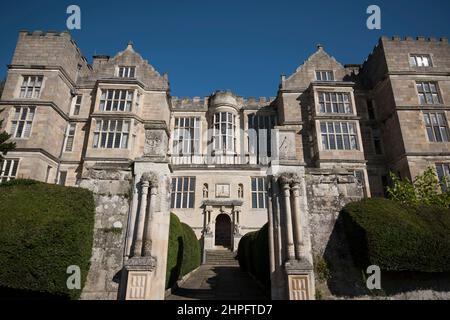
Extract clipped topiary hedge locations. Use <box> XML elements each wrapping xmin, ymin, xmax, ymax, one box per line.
<box><xmin>166</xmin><ymin>213</ymin><xmax>184</xmax><ymax>289</ymax></box>
<box><xmin>342</xmin><ymin>198</ymin><xmax>450</xmax><ymax>273</ymax></box>
<box><xmin>165</xmin><ymin>213</ymin><xmax>201</xmax><ymax>289</ymax></box>
<box><xmin>237</xmin><ymin>224</ymin><xmax>270</xmax><ymax>291</ymax></box>
<box><xmin>0</xmin><ymin>180</ymin><xmax>95</xmax><ymax>299</ymax></box>
<box><xmin>180</xmin><ymin>223</ymin><xmax>201</xmax><ymax>277</ymax></box>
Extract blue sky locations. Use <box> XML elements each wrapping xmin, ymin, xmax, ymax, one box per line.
<box><xmin>0</xmin><ymin>0</ymin><xmax>449</xmax><ymax>97</ymax></box>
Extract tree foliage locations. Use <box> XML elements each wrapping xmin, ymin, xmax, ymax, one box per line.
<box><xmin>387</xmin><ymin>167</ymin><xmax>450</xmax><ymax>208</ymax></box>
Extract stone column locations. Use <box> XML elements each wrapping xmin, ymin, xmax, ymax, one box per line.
<box><xmin>203</xmin><ymin>206</ymin><xmax>214</xmax><ymax>260</ymax></box>
<box><xmin>280</xmin><ymin>179</ymin><xmax>295</xmax><ymax>261</ymax></box>
<box><xmin>291</xmin><ymin>182</ymin><xmax>303</xmax><ymax>260</ymax></box>
<box><xmin>277</xmin><ymin>172</ymin><xmax>315</xmax><ymax>300</ymax></box>
<box><xmin>267</xmin><ymin>180</ymin><xmax>276</xmax><ymax>274</ymax></box>
<box><xmin>133</xmin><ymin>179</ymin><xmax>149</xmax><ymax>257</ymax></box>
<box><xmin>143</xmin><ymin>185</ymin><xmax>158</xmax><ymax>257</ymax></box>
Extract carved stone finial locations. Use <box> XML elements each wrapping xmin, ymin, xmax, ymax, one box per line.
<box><xmin>141</xmin><ymin>172</ymin><xmax>159</xmax><ymax>186</ymax></box>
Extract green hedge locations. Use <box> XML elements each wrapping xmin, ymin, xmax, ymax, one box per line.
<box><xmin>342</xmin><ymin>198</ymin><xmax>450</xmax><ymax>273</ymax></box>
<box><xmin>237</xmin><ymin>224</ymin><xmax>270</xmax><ymax>290</ymax></box>
<box><xmin>0</xmin><ymin>180</ymin><xmax>95</xmax><ymax>299</ymax></box>
<box><xmin>165</xmin><ymin>214</ymin><xmax>201</xmax><ymax>289</ymax></box>
<box><xmin>180</xmin><ymin>223</ymin><xmax>201</xmax><ymax>277</ymax></box>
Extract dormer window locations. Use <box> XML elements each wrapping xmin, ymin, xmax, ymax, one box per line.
<box><xmin>316</xmin><ymin>70</ymin><xmax>334</xmax><ymax>81</ymax></box>
<box><xmin>410</xmin><ymin>54</ymin><xmax>432</xmax><ymax>67</ymax></box>
<box><xmin>118</xmin><ymin>66</ymin><xmax>136</xmax><ymax>78</ymax></box>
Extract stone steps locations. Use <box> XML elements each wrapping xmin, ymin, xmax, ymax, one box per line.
<box><xmin>205</xmin><ymin>250</ymin><xmax>239</xmax><ymax>266</ymax></box>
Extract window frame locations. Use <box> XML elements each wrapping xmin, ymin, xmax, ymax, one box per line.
<box><xmin>64</xmin><ymin>123</ymin><xmax>77</xmax><ymax>152</ymax></box>
<box><xmin>315</xmin><ymin>70</ymin><xmax>335</xmax><ymax>81</ymax></box>
<box><xmin>92</xmin><ymin>118</ymin><xmax>131</xmax><ymax>149</ymax></box>
<box><xmin>409</xmin><ymin>54</ymin><xmax>433</xmax><ymax>67</ymax></box>
<box><xmin>0</xmin><ymin>159</ymin><xmax>20</xmax><ymax>183</ymax></box>
<box><xmin>435</xmin><ymin>163</ymin><xmax>450</xmax><ymax>192</ymax></box>
<box><xmin>118</xmin><ymin>66</ymin><xmax>136</xmax><ymax>78</ymax></box>
<box><xmin>318</xmin><ymin>92</ymin><xmax>353</xmax><ymax>114</ymax></box>
<box><xmin>72</xmin><ymin>95</ymin><xmax>83</xmax><ymax>116</ymax></box>
<box><xmin>372</xmin><ymin>128</ymin><xmax>384</xmax><ymax>155</ymax></box>
<box><xmin>173</xmin><ymin>117</ymin><xmax>201</xmax><ymax>155</ymax></box>
<box><xmin>19</xmin><ymin>75</ymin><xmax>43</xmax><ymax>99</ymax></box>
<box><xmin>251</xmin><ymin>177</ymin><xmax>268</xmax><ymax>209</ymax></box>
<box><xmin>416</xmin><ymin>81</ymin><xmax>441</xmax><ymax>105</ymax></box>
<box><xmin>320</xmin><ymin>121</ymin><xmax>359</xmax><ymax>151</ymax></box>
<box><xmin>58</xmin><ymin>171</ymin><xmax>68</xmax><ymax>186</ymax></box>
<box><xmin>10</xmin><ymin>106</ymin><xmax>36</xmax><ymax>139</ymax></box>
<box><xmin>99</xmin><ymin>89</ymin><xmax>135</xmax><ymax>112</ymax></box>
<box><xmin>213</xmin><ymin>112</ymin><xmax>236</xmax><ymax>152</ymax></box>
<box><xmin>423</xmin><ymin>112</ymin><xmax>449</xmax><ymax>143</ymax></box>
<box><xmin>248</xmin><ymin>113</ymin><xmax>277</xmax><ymax>158</ymax></box>
<box><xmin>170</xmin><ymin>177</ymin><xmax>196</xmax><ymax>209</ymax></box>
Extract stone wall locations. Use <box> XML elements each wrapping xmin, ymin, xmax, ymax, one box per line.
<box><xmin>79</xmin><ymin>167</ymin><xmax>132</xmax><ymax>300</ymax></box>
<box><xmin>305</xmin><ymin>169</ymin><xmax>450</xmax><ymax>300</ymax></box>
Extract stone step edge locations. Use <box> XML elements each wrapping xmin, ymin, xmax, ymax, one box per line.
<box><xmin>165</xmin><ymin>265</ymin><xmax>202</xmax><ymax>299</ymax></box>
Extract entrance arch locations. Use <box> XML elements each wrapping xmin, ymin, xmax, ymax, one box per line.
<box><xmin>215</xmin><ymin>214</ymin><xmax>232</xmax><ymax>248</ymax></box>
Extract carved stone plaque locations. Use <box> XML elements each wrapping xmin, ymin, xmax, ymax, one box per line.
<box><xmin>144</xmin><ymin>129</ymin><xmax>168</xmax><ymax>157</ymax></box>
<box><xmin>278</xmin><ymin>131</ymin><xmax>296</xmax><ymax>160</ymax></box>
<box><xmin>216</xmin><ymin>184</ymin><xmax>230</xmax><ymax>198</ymax></box>
<box><xmin>288</xmin><ymin>275</ymin><xmax>311</xmax><ymax>300</ymax></box>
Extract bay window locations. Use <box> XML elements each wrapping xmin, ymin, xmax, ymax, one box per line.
<box><xmin>318</xmin><ymin>92</ymin><xmax>352</xmax><ymax>114</ymax></box>
<box><xmin>213</xmin><ymin>112</ymin><xmax>236</xmax><ymax>152</ymax></box>
<box><xmin>321</xmin><ymin>121</ymin><xmax>359</xmax><ymax>150</ymax></box>
<box><xmin>99</xmin><ymin>89</ymin><xmax>135</xmax><ymax>112</ymax></box>
<box><xmin>93</xmin><ymin>119</ymin><xmax>131</xmax><ymax>149</ymax></box>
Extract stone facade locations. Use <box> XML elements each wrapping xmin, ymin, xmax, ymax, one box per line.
<box><xmin>1</xmin><ymin>31</ymin><xmax>449</xmax><ymax>300</ymax></box>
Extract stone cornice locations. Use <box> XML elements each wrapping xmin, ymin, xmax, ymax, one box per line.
<box><xmin>12</xmin><ymin>148</ymin><xmax>60</xmax><ymax>163</ymax></box>
<box><xmin>94</xmin><ymin>78</ymin><xmax>169</xmax><ymax>92</ymax></box>
<box><xmin>8</xmin><ymin>64</ymin><xmax>77</xmax><ymax>90</ymax></box>
<box><xmin>313</xmin><ymin>115</ymin><xmax>361</xmax><ymax>121</ymax></box>
<box><xmin>388</xmin><ymin>71</ymin><xmax>450</xmax><ymax>77</ymax></box>
<box><xmin>0</xmin><ymin>100</ymin><xmax>70</xmax><ymax>121</ymax></box>
<box><xmin>396</xmin><ymin>105</ymin><xmax>450</xmax><ymax>111</ymax></box>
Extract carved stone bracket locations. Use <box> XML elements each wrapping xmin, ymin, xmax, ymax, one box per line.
<box><xmin>141</xmin><ymin>172</ymin><xmax>159</xmax><ymax>186</ymax></box>
<box><xmin>278</xmin><ymin>172</ymin><xmax>302</xmax><ymax>187</ymax></box>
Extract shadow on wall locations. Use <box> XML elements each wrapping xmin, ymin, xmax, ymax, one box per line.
<box><xmin>323</xmin><ymin>213</ymin><xmax>450</xmax><ymax>298</ymax></box>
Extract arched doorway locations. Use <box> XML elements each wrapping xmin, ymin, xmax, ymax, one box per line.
<box><xmin>215</xmin><ymin>214</ymin><xmax>232</xmax><ymax>248</ymax></box>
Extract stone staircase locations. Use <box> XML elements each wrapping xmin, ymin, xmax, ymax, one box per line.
<box><xmin>204</xmin><ymin>250</ymin><xmax>239</xmax><ymax>266</ymax></box>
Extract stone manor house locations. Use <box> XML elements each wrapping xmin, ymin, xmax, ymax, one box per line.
<box><xmin>0</xmin><ymin>31</ymin><xmax>449</xmax><ymax>300</ymax></box>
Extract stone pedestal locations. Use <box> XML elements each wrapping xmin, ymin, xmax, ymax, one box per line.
<box><xmin>123</xmin><ymin>161</ymin><xmax>171</xmax><ymax>300</ymax></box>
<box><xmin>285</xmin><ymin>260</ymin><xmax>315</xmax><ymax>300</ymax></box>
<box><xmin>124</xmin><ymin>257</ymin><xmax>156</xmax><ymax>300</ymax></box>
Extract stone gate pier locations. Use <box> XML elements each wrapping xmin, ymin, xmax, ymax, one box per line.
<box><xmin>121</xmin><ymin>126</ymin><xmax>172</xmax><ymax>300</ymax></box>
<box><xmin>268</xmin><ymin>168</ymin><xmax>315</xmax><ymax>300</ymax></box>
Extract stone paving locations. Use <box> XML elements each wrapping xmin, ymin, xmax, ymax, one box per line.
<box><xmin>167</xmin><ymin>264</ymin><xmax>268</xmax><ymax>300</ymax></box>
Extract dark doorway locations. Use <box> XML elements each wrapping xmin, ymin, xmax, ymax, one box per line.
<box><xmin>215</xmin><ymin>214</ymin><xmax>232</xmax><ymax>248</ymax></box>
